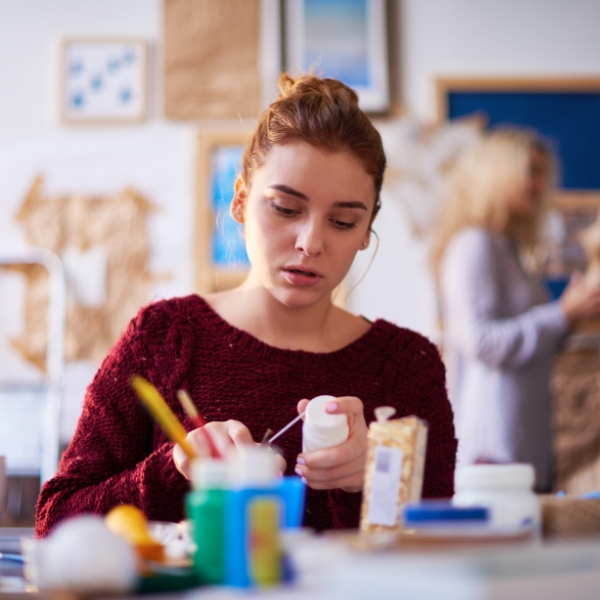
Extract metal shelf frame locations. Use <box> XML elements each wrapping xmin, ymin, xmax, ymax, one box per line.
<box><xmin>0</xmin><ymin>248</ymin><xmax>66</xmax><ymax>483</ymax></box>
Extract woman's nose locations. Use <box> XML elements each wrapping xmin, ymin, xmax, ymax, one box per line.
<box><xmin>295</xmin><ymin>220</ymin><xmax>324</xmax><ymax>256</ymax></box>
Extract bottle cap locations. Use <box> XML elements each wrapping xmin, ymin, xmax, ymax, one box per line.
<box><xmin>455</xmin><ymin>464</ymin><xmax>535</xmax><ymax>492</ymax></box>
<box><xmin>191</xmin><ymin>458</ymin><xmax>229</xmax><ymax>490</ymax></box>
<box><xmin>305</xmin><ymin>395</ymin><xmax>347</xmax><ymax>439</ymax></box>
<box><xmin>230</xmin><ymin>446</ymin><xmax>280</xmax><ymax>488</ymax></box>
<box><xmin>403</xmin><ymin>501</ymin><xmax>489</xmax><ymax>525</ymax></box>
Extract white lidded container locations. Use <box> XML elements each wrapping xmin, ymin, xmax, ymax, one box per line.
<box><xmin>192</xmin><ymin>457</ymin><xmax>230</xmax><ymax>490</ymax></box>
<box><xmin>453</xmin><ymin>464</ymin><xmax>540</xmax><ymax>530</ymax></box>
<box><xmin>302</xmin><ymin>395</ymin><xmax>349</xmax><ymax>453</ymax></box>
<box><xmin>230</xmin><ymin>445</ymin><xmax>280</xmax><ymax>488</ymax></box>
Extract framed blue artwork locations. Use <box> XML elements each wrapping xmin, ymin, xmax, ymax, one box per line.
<box><xmin>285</xmin><ymin>0</ymin><xmax>389</xmax><ymax>112</ymax></box>
<box><xmin>61</xmin><ymin>38</ymin><xmax>147</xmax><ymax>123</ymax></box>
<box><xmin>195</xmin><ymin>132</ymin><xmax>252</xmax><ymax>294</ymax></box>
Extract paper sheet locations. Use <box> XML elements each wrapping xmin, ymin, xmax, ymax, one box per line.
<box><xmin>164</xmin><ymin>0</ymin><xmax>262</xmax><ymax>120</ymax></box>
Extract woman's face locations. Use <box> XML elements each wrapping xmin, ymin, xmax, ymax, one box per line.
<box><xmin>232</xmin><ymin>142</ymin><xmax>376</xmax><ymax>308</ymax></box>
<box><xmin>507</xmin><ymin>149</ymin><xmax>548</xmax><ymax>219</ymax></box>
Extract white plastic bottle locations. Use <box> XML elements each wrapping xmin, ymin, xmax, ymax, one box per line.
<box><xmin>302</xmin><ymin>395</ymin><xmax>349</xmax><ymax>453</ymax></box>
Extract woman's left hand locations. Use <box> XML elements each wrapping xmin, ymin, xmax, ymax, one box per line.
<box><xmin>294</xmin><ymin>396</ymin><xmax>368</xmax><ymax>493</ymax></box>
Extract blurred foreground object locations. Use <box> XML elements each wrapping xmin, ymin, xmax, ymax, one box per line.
<box><xmin>106</xmin><ymin>505</ymin><xmax>165</xmax><ymax>563</ymax></box>
<box><xmin>23</xmin><ymin>515</ymin><xmax>137</xmax><ymax>593</ymax></box>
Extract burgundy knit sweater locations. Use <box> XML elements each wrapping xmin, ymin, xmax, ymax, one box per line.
<box><xmin>35</xmin><ymin>295</ymin><xmax>457</xmax><ymax>537</ymax></box>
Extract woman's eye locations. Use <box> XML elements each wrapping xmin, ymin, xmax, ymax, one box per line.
<box><xmin>332</xmin><ymin>219</ymin><xmax>357</xmax><ymax>230</ymax></box>
<box><xmin>271</xmin><ymin>203</ymin><xmax>297</xmax><ymax>216</ymax></box>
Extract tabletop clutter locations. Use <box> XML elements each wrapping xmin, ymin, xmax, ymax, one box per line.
<box><xmin>9</xmin><ymin>379</ymin><xmax>600</xmax><ymax>596</ymax></box>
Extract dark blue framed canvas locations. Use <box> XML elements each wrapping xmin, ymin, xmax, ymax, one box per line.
<box><xmin>437</xmin><ymin>78</ymin><xmax>600</xmax><ymax>190</ymax></box>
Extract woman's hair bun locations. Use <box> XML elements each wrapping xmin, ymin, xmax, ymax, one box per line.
<box><xmin>241</xmin><ymin>72</ymin><xmax>385</xmax><ymax>217</ymax></box>
<box><xmin>277</xmin><ymin>73</ymin><xmax>359</xmax><ymax>106</ymax></box>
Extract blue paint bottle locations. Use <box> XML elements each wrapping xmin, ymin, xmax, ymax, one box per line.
<box><xmin>224</xmin><ymin>447</ymin><xmax>305</xmax><ymax>588</ymax></box>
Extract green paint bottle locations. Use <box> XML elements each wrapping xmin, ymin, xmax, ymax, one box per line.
<box><xmin>186</xmin><ymin>458</ymin><xmax>228</xmax><ymax>585</ymax></box>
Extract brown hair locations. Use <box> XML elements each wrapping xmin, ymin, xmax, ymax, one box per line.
<box><xmin>242</xmin><ymin>73</ymin><xmax>386</xmax><ymax>220</ymax></box>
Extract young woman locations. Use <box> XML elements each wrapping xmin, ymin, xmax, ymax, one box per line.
<box><xmin>431</xmin><ymin>128</ymin><xmax>600</xmax><ymax>492</ymax></box>
<box><xmin>36</xmin><ymin>75</ymin><xmax>457</xmax><ymax>537</ymax></box>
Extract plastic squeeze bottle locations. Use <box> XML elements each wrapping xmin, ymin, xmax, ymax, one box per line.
<box><xmin>225</xmin><ymin>446</ymin><xmax>282</xmax><ymax>588</ymax></box>
<box><xmin>302</xmin><ymin>395</ymin><xmax>349</xmax><ymax>453</ymax></box>
<box><xmin>186</xmin><ymin>458</ymin><xmax>229</xmax><ymax>585</ymax></box>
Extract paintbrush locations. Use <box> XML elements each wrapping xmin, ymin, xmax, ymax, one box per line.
<box><xmin>267</xmin><ymin>412</ymin><xmax>306</xmax><ymax>445</ymax></box>
<box><xmin>130</xmin><ymin>376</ymin><xmax>196</xmax><ymax>460</ymax></box>
<box><xmin>177</xmin><ymin>390</ymin><xmax>222</xmax><ymax>459</ymax></box>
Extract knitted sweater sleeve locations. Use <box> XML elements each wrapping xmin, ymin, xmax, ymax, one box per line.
<box><xmin>386</xmin><ymin>330</ymin><xmax>457</xmax><ymax>499</ymax></box>
<box><xmin>35</xmin><ymin>301</ymin><xmax>190</xmax><ymax>538</ymax></box>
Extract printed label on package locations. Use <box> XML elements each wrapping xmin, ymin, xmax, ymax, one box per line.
<box><xmin>366</xmin><ymin>445</ymin><xmax>403</xmax><ymax>526</ymax></box>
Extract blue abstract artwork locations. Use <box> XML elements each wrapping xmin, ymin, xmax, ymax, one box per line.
<box><xmin>210</xmin><ymin>146</ymin><xmax>250</xmax><ymax>268</ymax></box>
<box><xmin>286</xmin><ymin>0</ymin><xmax>389</xmax><ymax>112</ymax></box>
<box><xmin>63</xmin><ymin>39</ymin><xmax>146</xmax><ymax>122</ymax></box>
<box><xmin>303</xmin><ymin>0</ymin><xmax>369</xmax><ymax>87</ymax></box>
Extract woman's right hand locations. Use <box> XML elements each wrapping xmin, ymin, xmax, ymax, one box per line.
<box><xmin>560</xmin><ymin>271</ymin><xmax>600</xmax><ymax>326</ymax></box>
<box><xmin>173</xmin><ymin>420</ymin><xmax>255</xmax><ymax>480</ymax></box>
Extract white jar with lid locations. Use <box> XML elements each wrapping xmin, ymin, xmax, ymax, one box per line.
<box><xmin>302</xmin><ymin>395</ymin><xmax>349</xmax><ymax>453</ymax></box>
<box><xmin>452</xmin><ymin>464</ymin><xmax>540</xmax><ymax>530</ymax></box>
<box><xmin>230</xmin><ymin>446</ymin><xmax>280</xmax><ymax>488</ymax></box>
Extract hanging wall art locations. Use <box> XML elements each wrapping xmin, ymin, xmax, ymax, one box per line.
<box><xmin>60</xmin><ymin>37</ymin><xmax>147</xmax><ymax>124</ymax></box>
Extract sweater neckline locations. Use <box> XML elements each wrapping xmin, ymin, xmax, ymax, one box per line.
<box><xmin>190</xmin><ymin>294</ymin><xmax>393</xmax><ymax>367</ymax></box>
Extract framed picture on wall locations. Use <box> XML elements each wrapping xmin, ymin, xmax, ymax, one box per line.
<box><xmin>436</xmin><ymin>77</ymin><xmax>600</xmax><ymax>283</ymax></box>
<box><xmin>436</xmin><ymin>77</ymin><xmax>600</xmax><ymax>191</ymax></box>
<box><xmin>60</xmin><ymin>38</ymin><xmax>147</xmax><ymax>124</ymax></box>
<box><xmin>195</xmin><ymin>132</ymin><xmax>254</xmax><ymax>294</ymax></box>
<box><xmin>284</xmin><ymin>0</ymin><xmax>389</xmax><ymax>113</ymax></box>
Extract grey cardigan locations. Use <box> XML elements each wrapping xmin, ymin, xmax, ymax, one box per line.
<box><xmin>440</xmin><ymin>227</ymin><xmax>569</xmax><ymax>490</ymax></box>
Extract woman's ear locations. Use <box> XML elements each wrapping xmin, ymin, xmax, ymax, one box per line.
<box><xmin>230</xmin><ymin>176</ymin><xmax>248</xmax><ymax>223</ymax></box>
<box><xmin>360</xmin><ymin>229</ymin><xmax>371</xmax><ymax>251</ymax></box>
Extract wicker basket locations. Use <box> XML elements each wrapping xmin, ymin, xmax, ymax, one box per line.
<box><xmin>540</xmin><ymin>495</ymin><xmax>600</xmax><ymax>537</ymax></box>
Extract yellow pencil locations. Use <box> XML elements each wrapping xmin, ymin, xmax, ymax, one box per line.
<box><xmin>131</xmin><ymin>376</ymin><xmax>196</xmax><ymax>460</ymax></box>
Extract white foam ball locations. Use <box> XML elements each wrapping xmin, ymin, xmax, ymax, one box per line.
<box><xmin>37</xmin><ymin>515</ymin><xmax>138</xmax><ymax>593</ymax></box>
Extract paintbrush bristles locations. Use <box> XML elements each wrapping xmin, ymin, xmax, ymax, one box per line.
<box><xmin>177</xmin><ymin>388</ymin><xmax>222</xmax><ymax>459</ymax></box>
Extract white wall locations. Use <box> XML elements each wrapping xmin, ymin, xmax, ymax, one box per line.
<box><xmin>1</xmin><ymin>0</ymin><xmax>600</xmax><ymax>439</ymax></box>
<box><xmin>401</xmin><ymin>0</ymin><xmax>600</xmax><ymax>122</ymax></box>
<box><xmin>348</xmin><ymin>0</ymin><xmax>600</xmax><ymax>338</ymax></box>
<box><xmin>0</xmin><ymin>0</ymin><xmax>197</xmax><ymax>439</ymax></box>
<box><xmin>0</xmin><ymin>0</ymin><xmax>195</xmax><ymax>297</ymax></box>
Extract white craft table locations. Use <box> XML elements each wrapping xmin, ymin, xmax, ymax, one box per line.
<box><xmin>4</xmin><ymin>528</ymin><xmax>600</xmax><ymax>600</ymax></box>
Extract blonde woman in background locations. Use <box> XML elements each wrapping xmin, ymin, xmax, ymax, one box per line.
<box><xmin>431</xmin><ymin>128</ymin><xmax>600</xmax><ymax>492</ymax></box>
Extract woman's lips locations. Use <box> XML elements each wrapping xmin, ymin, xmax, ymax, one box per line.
<box><xmin>282</xmin><ymin>267</ymin><xmax>323</xmax><ymax>287</ymax></box>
